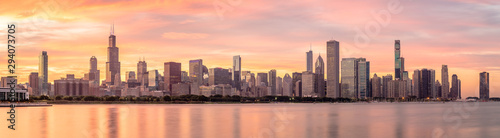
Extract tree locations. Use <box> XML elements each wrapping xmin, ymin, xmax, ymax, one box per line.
<box><xmin>63</xmin><ymin>96</ymin><xmax>73</xmax><ymax>101</ymax></box>
<box><xmin>55</xmin><ymin>95</ymin><xmax>63</xmax><ymax>100</ymax></box>
<box><xmin>163</xmin><ymin>96</ymin><xmax>172</xmax><ymax>101</ymax></box>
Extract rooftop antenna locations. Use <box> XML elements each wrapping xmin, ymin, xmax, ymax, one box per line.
<box><xmin>310</xmin><ymin>43</ymin><xmax>312</xmax><ymax>51</ymax></box>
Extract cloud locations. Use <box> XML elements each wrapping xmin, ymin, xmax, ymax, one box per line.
<box><xmin>161</xmin><ymin>32</ymin><xmax>209</xmax><ymax>39</ymax></box>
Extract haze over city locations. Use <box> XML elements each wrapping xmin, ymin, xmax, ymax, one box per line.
<box><xmin>0</xmin><ymin>0</ymin><xmax>499</xmax><ymax>98</ymax></box>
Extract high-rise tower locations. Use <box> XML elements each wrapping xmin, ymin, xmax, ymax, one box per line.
<box><xmin>441</xmin><ymin>65</ymin><xmax>449</xmax><ymax>98</ymax></box>
<box><xmin>89</xmin><ymin>56</ymin><xmax>100</xmax><ymax>86</ymax></box>
<box><xmin>480</xmin><ymin>72</ymin><xmax>489</xmax><ymax>100</ymax></box>
<box><xmin>327</xmin><ymin>40</ymin><xmax>340</xmax><ymax>98</ymax></box>
<box><xmin>269</xmin><ymin>69</ymin><xmax>277</xmax><ymax>96</ymax></box>
<box><xmin>307</xmin><ymin>48</ymin><xmax>313</xmax><ymax>72</ymax></box>
<box><xmin>137</xmin><ymin>59</ymin><xmax>147</xmax><ymax>86</ymax></box>
<box><xmin>39</xmin><ymin>51</ymin><xmax>49</xmax><ymax>95</ymax></box>
<box><xmin>105</xmin><ymin>24</ymin><xmax>121</xmax><ymax>86</ymax></box>
<box><xmin>315</xmin><ymin>54</ymin><xmax>325</xmax><ymax>97</ymax></box>
<box><xmin>233</xmin><ymin>55</ymin><xmax>241</xmax><ymax>90</ymax></box>
<box><xmin>395</xmin><ymin>40</ymin><xmax>402</xmax><ymax>79</ymax></box>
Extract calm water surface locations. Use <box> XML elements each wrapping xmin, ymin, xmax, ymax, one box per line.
<box><xmin>2</xmin><ymin>102</ymin><xmax>500</xmax><ymax>138</ymax></box>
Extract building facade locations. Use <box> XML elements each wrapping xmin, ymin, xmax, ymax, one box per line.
<box><xmin>327</xmin><ymin>40</ymin><xmax>340</xmax><ymax>98</ymax></box>
<box><xmin>480</xmin><ymin>72</ymin><xmax>489</xmax><ymax>100</ymax></box>
<box><xmin>105</xmin><ymin>25</ymin><xmax>121</xmax><ymax>86</ymax></box>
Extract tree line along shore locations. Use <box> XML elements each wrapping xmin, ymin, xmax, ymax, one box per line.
<box><xmin>1</xmin><ymin>95</ymin><xmax>498</xmax><ymax>104</ymax></box>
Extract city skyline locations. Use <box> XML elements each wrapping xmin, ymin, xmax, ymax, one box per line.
<box><xmin>0</xmin><ymin>0</ymin><xmax>499</xmax><ymax>98</ymax></box>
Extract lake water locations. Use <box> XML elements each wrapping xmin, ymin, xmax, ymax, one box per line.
<box><xmin>2</xmin><ymin>102</ymin><xmax>500</xmax><ymax>138</ymax></box>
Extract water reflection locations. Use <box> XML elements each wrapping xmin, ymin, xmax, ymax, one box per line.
<box><xmin>4</xmin><ymin>103</ymin><xmax>500</xmax><ymax>138</ymax></box>
<box><xmin>108</xmin><ymin>108</ymin><xmax>118</xmax><ymax>138</ymax></box>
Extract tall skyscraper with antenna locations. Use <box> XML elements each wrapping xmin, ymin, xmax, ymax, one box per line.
<box><xmin>106</xmin><ymin>24</ymin><xmax>121</xmax><ymax>86</ymax></box>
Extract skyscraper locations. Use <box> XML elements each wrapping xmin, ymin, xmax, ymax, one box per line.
<box><xmin>458</xmin><ymin>80</ymin><xmax>462</xmax><ymax>99</ymax></box>
<box><xmin>164</xmin><ymin>62</ymin><xmax>181</xmax><ymax>92</ymax></box>
<box><xmin>450</xmin><ymin>74</ymin><xmax>460</xmax><ymax>99</ymax></box>
<box><xmin>125</xmin><ymin>71</ymin><xmax>136</xmax><ymax>82</ymax></box>
<box><xmin>29</xmin><ymin>72</ymin><xmax>39</xmax><ymax>96</ymax></box>
<box><xmin>189</xmin><ymin>59</ymin><xmax>203</xmax><ymax>95</ymax></box>
<box><xmin>105</xmin><ymin>25</ymin><xmax>121</xmax><ymax>86</ymax></box>
<box><xmin>88</xmin><ymin>56</ymin><xmax>100</xmax><ymax>85</ymax></box>
<box><xmin>480</xmin><ymin>72</ymin><xmax>489</xmax><ymax>100</ymax></box>
<box><xmin>412</xmin><ymin>69</ymin><xmax>420</xmax><ymax>97</ymax></box>
<box><xmin>307</xmin><ymin>49</ymin><xmax>313</xmax><ymax>72</ymax></box>
<box><xmin>435</xmin><ymin>80</ymin><xmax>442</xmax><ymax>98</ymax></box>
<box><xmin>441</xmin><ymin>65</ymin><xmax>449</xmax><ymax>98</ymax></box>
<box><xmin>276</xmin><ymin>76</ymin><xmax>282</xmax><ymax>96</ymax></box>
<box><xmin>137</xmin><ymin>59</ymin><xmax>148</xmax><ymax>86</ymax></box>
<box><xmin>256</xmin><ymin>73</ymin><xmax>268</xmax><ymax>86</ymax></box>
<box><xmin>357</xmin><ymin>59</ymin><xmax>370</xmax><ymax>99</ymax></box>
<box><xmin>327</xmin><ymin>40</ymin><xmax>340</xmax><ymax>98</ymax></box>
<box><xmin>39</xmin><ymin>51</ymin><xmax>49</xmax><ymax>95</ymax></box>
<box><xmin>394</xmin><ymin>40</ymin><xmax>402</xmax><ymax>79</ymax></box>
<box><xmin>430</xmin><ymin>69</ymin><xmax>436</xmax><ymax>98</ymax></box>
<box><xmin>208</xmin><ymin>68</ymin><xmax>231</xmax><ymax>86</ymax></box>
<box><xmin>382</xmin><ymin>74</ymin><xmax>393</xmax><ymax>98</ymax></box>
<box><xmin>419</xmin><ymin>69</ymin><xmax>433</xmax><ymax>98</ymax></box>
<box><xmin>148</xmin><ymin>70</ymin><xmax>161</xmax><ymax>90</ymax></box>
<box><xmin>315</xmin><ymin>55</ymin><xmax>325</xmax><ymax>97</ymax></box>
<box><xmin>283</xmin><ymin>73</ymin><xmax>293</xmax><ymax>97</ymax></box>
<box><xmin>292</xmin><ymin>72</ymin><xmax>302</xmax><ymax>97</ymax></box>
<box><xmin>233</xmin><ymin>55</ymin><xmax>242</xmax><ymax>90</ymax></box>
<box><xmin>341</xmin><ymin>58</ymin><xmax>358</xmax><ymax>98</ymax></box>
<box><xmin>371</xmin><ymin>74</ymin><xmax>381</xmax><ymax>98</ymax></box>
<box><xmin>301</xmin><ymin>71</ymin><xmax>316</xmax><ymax>97</ymax></box>
<box><xmin>241</xmin><ymin>71</ymin><xmax>251</xmax><ymax>82</ymax></box>
<box><xmin>269</xmin><ymin>69</ymin><xmax>277</xmax><ymax>96</ymax></box>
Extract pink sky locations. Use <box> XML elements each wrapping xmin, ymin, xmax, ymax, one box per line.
<box><xmin>0</xmin><ymin>0</ymin><xmax>499</xmax><ymax>98</ymax></box>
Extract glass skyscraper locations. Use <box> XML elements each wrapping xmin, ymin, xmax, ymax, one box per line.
<box><xmin>39</xmin><ymin>51</ymin><xmax>49</xmax><ymax>95</ymax></box>
<box><xmin>341</xmin><ymin>58</ymin><xmax>358</xmax><ymax>98</ymax></box>
<box><xmin>233</xmin><ymin>55</ymin><xmax>241</xmax><ymax>90</ymax></box>
<box><xmin>357</xmin><ymin>59</ymin><xmax>370</xmax><ymax>99</ymax></box>
<box><xmin>394</xmin><ymin>40</ymin><xmax>402</xmax><ymax>79</ymax></box>
<box><xmin>189</xmin><ymin>59</ymin><xmax>203</xmax><ymax>95</ymax></box>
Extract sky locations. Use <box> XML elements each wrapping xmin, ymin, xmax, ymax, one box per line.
<box><xmin>0</xmin><ymin>0</ymin><xmax>499</xmax><ymax>98</ymax></box>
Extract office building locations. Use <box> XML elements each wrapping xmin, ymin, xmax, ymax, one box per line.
<box><xmin>233</xmin><ymin>55</ymin><xmax>242</xmax><ymax>90</ymax></box>
<box><xmin>39</xmin><ymin>51</ymin><xmax>49</xmax><ymax>95</ymax></box>
<box><xmin>480</xmin><ymin>72</ymin><xmax>489</xmax><ymax>100</ymax></box>
<box><xmin>327</xmin><ymin>40</ymin><xmax>340</xmax><ymax>98</ymax></box>
<box><xmin>315</xmin><ymin>55</ymin><xmax>325</xmax><ymax>97</ymax></box>
<box><xmin>164</xmin><ymin>62</ymin><xmax>181</xmax><ymax>92</ymax></box>
<box><xmin>269</xmin><ymin>69</ymin><xmax>277</xmax><ymax>96</ymax></box>
<box><xmin>105</xmin><ymin>25</ymin><xmax>121</xmax><ymax>86</ymax></box>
